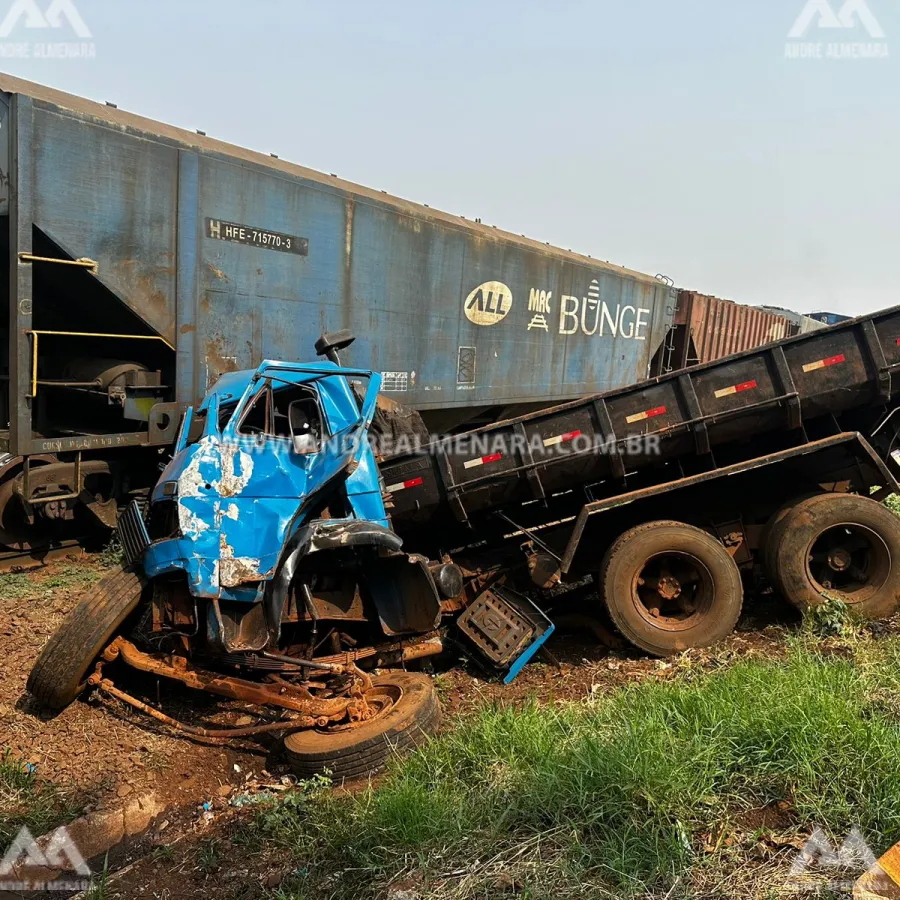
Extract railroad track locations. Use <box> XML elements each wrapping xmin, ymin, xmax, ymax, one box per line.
<box><xmin>0</xmin><ymin>541</ymin><xmax>83</xmax><ymax>574</ymax></box>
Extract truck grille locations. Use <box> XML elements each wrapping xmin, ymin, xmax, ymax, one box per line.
<box><xmin>118</xmin><ymin>500</ymin><xmax>151</xmax><ymax>567</ymax></box>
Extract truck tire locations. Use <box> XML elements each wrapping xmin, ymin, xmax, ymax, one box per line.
<box><xmin>283</xmin><ymin>671</ymin><xmax>440</xmax><ymax>780</ymax></box>
<box><xmin>766</xmin><ymin>493</ymin><xmax>900</xmax><ymax>618</ymax></box>
<box><xmin>761</xmin><ymin>491</ymin><xmax>824</xmax><ymax>591</ymax></box>
<box><xmin>27</xmin><ymin>565</ymin><xmax>147</xmax><ymax>712</ymax></box>
<box><xmin>601</xmin><ymin>521</ymin><xmax>744</xmax><ymax>656</ymax></box>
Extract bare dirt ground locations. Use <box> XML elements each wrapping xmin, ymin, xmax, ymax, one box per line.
<box><xmin>0</xmin><ymin>553</ymin><xmax>802</xmax><ymax>898</ymax></box>
<box><xmin>0</xmin><ymin>554</ymin><xmax>270</xmax><ymax>833</ymax></box>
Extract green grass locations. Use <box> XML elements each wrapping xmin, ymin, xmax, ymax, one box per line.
<box><xmin>0</xmin><ymin>749</ymin><xmax>81</xmax><ymax>845</ymax></box>
<box><xmin>250</xmin><ymin>634</ymin><xmax>900</xmax><ymax>899</ymax></box>
<box><xmin>195</xmin><ymin>839</ymin><xmax>222</xmax><ymax>875</ymax></box>
<box><xmin>40</xmin><ymin>563</ymin><xmax>104</xmax><ymax>591</ymax></box>
<box><xmin>98</xmin><ymin>534</ymin><xmax>125</xmax><ymax>569</ymax></box>
<box><xmin>0</xmin><ymin>563</ymin><xmax>104</xmax><ymax>603</ymax></box>
<box><xmin>0</xmin><ymin>572</ymin><xmax>40</xmax><ymax>602</ymax></box>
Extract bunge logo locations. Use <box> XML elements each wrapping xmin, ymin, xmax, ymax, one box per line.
<box><xmin>786</xmin><ymin>0</ymin><xmax>888</xmax><ymax>59</ymax></box>
<box><xmin>464</xmin><ymin>281</ymin><xmax>513</xmax><ymax>327</ymax></box>
<box><xmin>0</xmin><ymin>0</ymin><xmax>95</xmax><ymax>59</ymax></box>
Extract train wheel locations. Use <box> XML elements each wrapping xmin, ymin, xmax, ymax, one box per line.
<box><xmin>766</xmin><ymin>493</ymin><xmax>900</xmax><ymax>618</ymax></box>
<box><xmin>0</xmin><ymin>459</ymin><xmax>53</xmax><ymax>550</ymax></box>
<box><xmin>27</xmin><ymin>565</ymin><xmax>148</xmax><ymax>711</ymax></box>
<box><xmin>283</xmin><ymin>672</ymin><xmax>440</xmax><ymax>780</ymax></box>
<box><xmin>601</xmin><ymin>521</ymin><xmax>744</xmax><ymax>656</ymax></box>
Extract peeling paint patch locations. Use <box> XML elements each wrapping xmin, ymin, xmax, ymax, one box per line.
<box><xmin>176</xmin><ymin>436</ymin><xmax>217</xmax><ymax>538</ymax></box>
<box><xmin>219</xmin><ymin>443</ymin><xmax>254</xmax><ymax>497</ymax></box>
<box><xmin>218</xmin><ymin>531</ymin><xmax>263</xmax><ymax>587</ymax></box>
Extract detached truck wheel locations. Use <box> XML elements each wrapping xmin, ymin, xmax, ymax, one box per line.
<box><xmin>283</xmin><ymin>671</ymin><xmax>440</xmax><ymax>780</ymax></box>
<box><xmin>27</xmin><ymin>565</ymin><xmax>147</xmax><ymax>712</ymax></box>
<box><xmin>766</xmin><ymin>493</ymin><xmax>900</xmax><ymax>618</ymax></box>
<box><xmin>601</xmin><ymin>521</ymin><xmax>744</xmax><ymax>656</ymax></box>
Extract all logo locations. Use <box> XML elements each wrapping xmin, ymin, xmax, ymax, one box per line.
<box><xmin>464</xmin><ymin>281</ymin><xmax>513</xmax><ymax>327</ymax></box>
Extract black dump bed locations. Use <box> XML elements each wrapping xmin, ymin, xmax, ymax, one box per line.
<box><xmin>380</xmin><ymin>304</ymin><xmax>900</xmax><ymax>541</ymax></box>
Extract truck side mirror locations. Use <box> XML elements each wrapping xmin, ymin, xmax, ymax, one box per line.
<box><xmin>315</xmin><ymin>329</ymin><xmax>355</xmax><ymax>365</ymax></box>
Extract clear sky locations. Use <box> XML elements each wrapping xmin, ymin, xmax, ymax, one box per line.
<box><xmin>1</xmin><ymin>0</ymin><xmax>897</xmax><ymax>316</ymax></box>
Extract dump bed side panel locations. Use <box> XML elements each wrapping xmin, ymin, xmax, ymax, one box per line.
<box><xmin>381</xmin><ymin>306</ymin><xmax>900</xmax><ymax>531</ymax></box>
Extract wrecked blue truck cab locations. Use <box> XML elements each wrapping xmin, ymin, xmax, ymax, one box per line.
<box><xmin>27</xmin><ymin>335</ymin><xmax>556</xmax><ymax>776</ymax></box>
<box><xmin>130</xmin><ymin>357</ymin><xmax>446</xmax><ymax>654</ymax></box>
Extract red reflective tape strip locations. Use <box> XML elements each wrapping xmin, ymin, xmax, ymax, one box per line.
<box><xmin>626</xmin><ymin>405</ymin><xmax>667</xmax><ymax>424</ymax></box>
<box><xmin>896</xmin><ymin>337</ymin><xmax>900</xmax><ymax>346</ymax></box>
<box><xmin>463</xmin><ymin>452</ymin><xmax>504</xmax><ymax>470</ymax></box>
<box><xmin>802</xmin><ymin>353</ymin><xmax>846</xmax><ymax>373</ymax></box>
<box><xmin>714</xmin><ymin>379</ymin><xmax>758</xmax><ymax>399</ymax></box>
<box><xmin>543</xmin><ymin>429</ymin><xmax>582</xmax><ymax>447</ymax></box>
<box><xmin>385</xmin><ymin>476</ymin><xmax>424</xmax><ymax>493</ymax></box>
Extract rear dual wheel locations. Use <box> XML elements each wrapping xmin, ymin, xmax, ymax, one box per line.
<box><xmin>764</xmin><ymin>493</ymin><xmax>900</xmax><ymax>618</ymax></box>
<box><xmin>601</xmin><ymin>521</ymin><xmax>744</xmax><ymax>656</ymax></box>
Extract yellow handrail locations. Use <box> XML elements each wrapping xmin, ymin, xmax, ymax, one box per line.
<box><xmin>27</xmin><ymin>330</ymin><xmax>175</xmax><ymax>397</ymax></box>
<box><xmin>18</xmin><ymin>253</ymin><xmax>99</xmax><ymax>275</ymax></box>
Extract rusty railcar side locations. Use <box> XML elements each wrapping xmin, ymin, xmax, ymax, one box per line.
<box><xmin>662</xmin><ymin>292</ymin><xmax>796</xmax><ymax>371</ymax></box>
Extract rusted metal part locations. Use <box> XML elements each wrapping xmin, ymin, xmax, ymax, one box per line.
<box><xmin>94</xmin><ymin>679</ymin><xmax>313</xmax><ymax>739</ymax></box>
<box><xmin>150</xmin><ymin>578</ymin><xmax>196</xmax><ymax>634</ymax></box>
<box><xmin>673</xmin><ymin>291</ymin><xmax>794</xmax><ymax>367</ymax></box>
<box><xmin>310</xmin><ymin>635</ymin><xmax>444</xmax><ymax>667</ymax></box>
<box><xmin>259</xmin><ymin>650</ymin><xmax>346</xmax><ymax>673</ymax></box>
<box><xmin>633</xmin><ymin>552</ymin><xmax>711</xmax><ymax>628</ymax></box>
<box><xmin>525</xmin><ymin>546</ymin><xmax>562</xmax><ymax>589</ymax></box>
<box><xmin>104</xmin><ymin>637</ymin><xmax>361</xmax><ymax>719</ymax></box>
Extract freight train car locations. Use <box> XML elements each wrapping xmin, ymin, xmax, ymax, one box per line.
<box><xmin>0</xmin><ymin>74</ymin><xmax>676</xmax><ymax>552</ymax></box>
<box><xmin>651</xmin><ymin>291</ymin><xmax>823</xmax><ymax>374</ymax></box>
